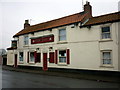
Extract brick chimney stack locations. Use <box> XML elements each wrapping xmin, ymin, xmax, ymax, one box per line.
<box><xmin>24</xmin><ymin>20</ymin><xmax>30</xmax><ymax>29</ymax></box>
<box><xmin>84</xmin><ymin>1</ymin><xmax>92</xmax><ymax>18</ymax></box>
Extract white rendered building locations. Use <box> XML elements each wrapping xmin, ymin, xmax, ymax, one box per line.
<box><xmin>7</xmin><ymin>2</ymin><xmax>120</xmax><ymax>72</ymax></box>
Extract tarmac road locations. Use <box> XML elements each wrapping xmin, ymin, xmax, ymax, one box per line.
<box><xmin>2</xmin><ymin>70</ymin><xmax>120</xmax><ymax>88</ymax></box>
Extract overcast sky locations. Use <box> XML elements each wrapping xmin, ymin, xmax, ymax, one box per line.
<box><xmin>0</xmin><ymin>0</ymin><xmax>119</xmax><ymax>49</ymax></box>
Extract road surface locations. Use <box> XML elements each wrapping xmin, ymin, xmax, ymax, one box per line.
<box><xmin>2</xmin><ymin>70</ymin><xmax>120</xmax><ymax>88</ymax></box>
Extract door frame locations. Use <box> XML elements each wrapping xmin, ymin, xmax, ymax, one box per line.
<box><xmin>43</xmin><ymin>53</ymin><xmax>48</xmax><ymax>71</ymax></box>
<box><xmin>14</xmin><ymin>54</ymin><xmax>17</xmax><ymax>67</ymax></box>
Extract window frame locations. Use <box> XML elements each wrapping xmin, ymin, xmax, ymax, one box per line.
<box><xmin>24</xmin><ymin>35</ymin><xmax>29</xmax><ymax>45</ymax></box>
<box><xmin>101</xmin><ymin>26</ymin><xmax>112</xmax><ymax>40</ymax></box>
<box><xmin>58</xmin><ymin>28</ymin><xmax>66</xmax><ymax>42</ymax></box>
<box><xmin>58</xmin><ymin>50</ymin><xmax>67</xmax><ymax>64</ymax></box>
<box><xmin>29</xmin><ymin>51</ymin><xmax>35</xmax><ymax>63</ymax></box>
<box><xmin>101</xmin><ymin>50</ymin><xmax>113</xmax><ymax>67</ymax></box>
<box><xmin>19</xmin><ymin>52</ymin><xmax>24</xmax><ymax>62</ymax></box>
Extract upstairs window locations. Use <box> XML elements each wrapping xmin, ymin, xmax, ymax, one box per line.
<box><xmin>19</xmin><ymin>52</ymin><xmax>23</xmax><ymax>61</ymax></box>
<box><xmin>101</xmin><ymin>26</ymin><xmax>111</xmax><ymax>39</ymax></box>
<box><xmin>24</xmin><ymin>35</ymin><xmax>29</xmax><ymax>45</ymax></box>
<box><xmin>59</xmin><ymin>29</ymin><xmax>66</xmax><ymax>41</ymax></box>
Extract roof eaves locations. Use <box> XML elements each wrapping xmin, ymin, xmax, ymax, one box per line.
<box><xmin>13</xmin><ymin>21</ymin><xmax>83</xmax><ymax>37</ymax></box>
<box><xmin>80</xmin><ymin>19</ymin><xmax>120</xmax><ymax>28</ymax></box>
<box><xmin>13</xmin><ymin>11</ymin><xmax>89</xmax><ymax>38</ymax></box>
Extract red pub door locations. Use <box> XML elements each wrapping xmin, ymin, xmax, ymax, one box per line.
<box><xmin>43</xmin><ymin>53</ymin><xmax>48</xmax><ymax>71</ymax></box>
<box><xmin>14</xmin><ymin>54</ymin><xmax>17</xmax><ymax>67</ymax></box>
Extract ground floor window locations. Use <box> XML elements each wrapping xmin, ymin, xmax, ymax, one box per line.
<box><xmin>102</xmin><ymin>51</ymin><xmax>112</xmax><ymax>65</ymax></box>
<box><xmin>28</xmin><ymin>51</ymin><xmax>41</xmax><ymax>63</ymax></box>
<box><xmin>19</xmin><ymin>52</ymin><xmax>23</xmax><ymax>61</ymax></box>
<box><xmin>30</xmin><ymin>52</ymin><xmax>35</xmax><ymax>62</ymax></box>
<box><xmin>59</xmin><ymin>50</ymin><xmax>67</xmax><ymax>63</ymax></box>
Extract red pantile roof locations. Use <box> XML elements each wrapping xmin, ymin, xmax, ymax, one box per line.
<box><xmin>13</xmin><ymin>12</ymin><xmax>88</xmax><ymax>37</ymax></box>
<box><xmin>13</xmin><ymin>10</ymin><xmax>120</xmax><ymax>37</ymax></box>
<box><xmin>83</xmin><ymin>11</ymin><xmax>120</xmax><ymax>27</ymax></box>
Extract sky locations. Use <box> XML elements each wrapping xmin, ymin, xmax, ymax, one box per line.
<box><xmin>0</xmin><ymin>0</ymin><xmax>119</xmax><ymax>49</ymax></box>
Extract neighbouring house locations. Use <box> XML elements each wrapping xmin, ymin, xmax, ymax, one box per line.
<box><xmin>7</xmin><ymin>2</ymin><xmax>120</xmax><ymax>72</ymax></box>
<box><xmin>0</xmin><ymin>56</ymin><xmax>2</xmax><ymax>65</ymax></box>
<box><xmin>0</xmin><ymin>49</ymin><xmax>7</xmax><ymax>65</ymax></box>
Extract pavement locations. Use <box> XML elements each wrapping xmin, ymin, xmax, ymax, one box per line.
<box><xmin>2</xmin><ymin>65</ymin><xmax>120</xmax><ymax>83</ymax></box>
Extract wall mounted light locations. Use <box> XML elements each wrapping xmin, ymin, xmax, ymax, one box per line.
<box><xmin>36</xmin><ymin>48</ymin><xmax>39</xmax><ymax>51</ymax></box>
<box><xmin>49</xmin><ymin>47</ymin><xmax>53</xmax><ymax>51</ymax></box>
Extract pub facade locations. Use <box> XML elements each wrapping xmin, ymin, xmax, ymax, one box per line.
<box><xmin>7</xmin><ymin>2</ymin><xmax>120</xmax><ymax>71</ymax></box>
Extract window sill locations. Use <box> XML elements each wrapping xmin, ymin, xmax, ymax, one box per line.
<box><xmin>49</xmin><ymin>62</ymin><xmax>54</xmax><ymax>64</ymax></box>
<box><xmin>57</xmin><ymin>63</ymin><xmax>68</xmax><ymax>66</ymax></box>
<box><xmin>35</xmin><ymin>62</ymin><xmax>41</xmax><ymax>63</ymax></box>
<box><xmin>100</xmin><ymin>65</ymin><xmax>114</xmax><ymax>68</ymax></box>
<box><xmin>99</xmin><ymin>39</ymin><xmax>113</xmax><ymax>42</ymax></box>
<box><xmin>57</xmin><ymin>41</ymin><xmax>68</xmax><ymax>44</ymax></box>
<box><xmin>28</xmin><ymin>62</ymin><xmax>35</xmax><ymax>64</ymax></box>
<box><xmin>23</xmin><ymin>45</ymin><xmax>29</xmax><ymax>47</ymax></box>
<box><xmin>19</xmin><ymin>61</ymin><xmax>24</xmax><ymax>64</ymax></box>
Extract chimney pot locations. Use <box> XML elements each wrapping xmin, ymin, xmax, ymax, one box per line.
<box><xmin>84</xmin><ymin>2</ymin><xmax>92</xmax><ymax>18</ymax></box>
<box><xmin>25</xmin><ymin>20</ymin><xmax>29</xmax><ymax>24</ymax></box>
<box><xmin>24</xmin><ymin>20</ymin><xmax>30</xmax><ymax>29</ymax></box>
<box><xmin>86</xmin><ymin>1</ymin><xmax>90</xmax><ymax>5</ymax></box>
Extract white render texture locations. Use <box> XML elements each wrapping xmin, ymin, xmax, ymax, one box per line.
<box><xmin>7</xmin><ymin>22</ymin><xmax>119</xmax><ymax>71</ymax></box>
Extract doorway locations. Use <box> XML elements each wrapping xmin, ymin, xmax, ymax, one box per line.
<box><xmin>43</xmin><ymin>53</ymin><xmax>48</xmax><ymax>71</ymax></box>
<box><xmin>14</xmin><ymin>54</ymin><xmax>17</xmax><ymax>67</ymax></box>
